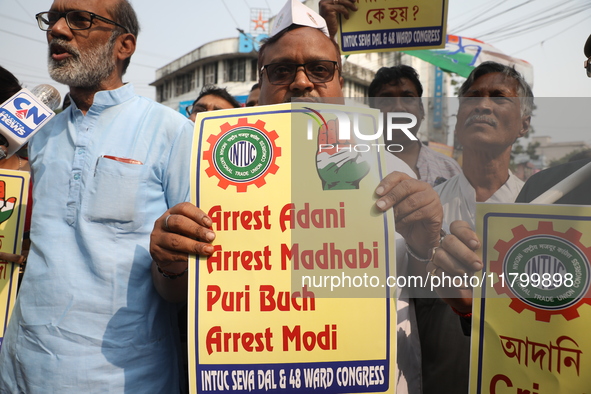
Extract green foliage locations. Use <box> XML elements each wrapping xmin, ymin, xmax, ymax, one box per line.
<box><xmin>511</xmin><ymin>102</ymin><xmax>538</xmax><ymax>164</ymax></box>
<box><xmin>512</xmin><ymin>140</ymin><xmax>539</xmax><ymax>161</ymax></box>
<box><xmin>449</xmin><ymin>73</ymin><xmax>465</xmax><ymax>96</ymax></box>
<box><xmin>549</xmin><ymin>149</ymin><xmax>591</xmax><ymax>167</ymax></box>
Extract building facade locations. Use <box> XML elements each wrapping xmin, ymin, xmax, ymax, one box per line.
<box><xmin>532</xmin><ymin>136</ymin><xmax>591</xmax><ymax>166</ymax></box>
<box><xmin>150</xmin><ymin>0</ymin><xmax>453</xmax><ymax>145</ymax></box>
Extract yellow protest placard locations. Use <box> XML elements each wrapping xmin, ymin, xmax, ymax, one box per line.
<box><xmin>336</xmin><ymin>0</ymin><xmax>448</xmax><ymax>54</ymax></box>
<box><xmin>473</xmin><ymin>203</ymin><xmax>591</xmax><ymax>392</ymax></box>
<box><xmin>0</xmin><ymin>170</ymin><xmax>29</xmax><ymax>348</ymax></box>
<box><xmin>188</xmin><ymin>103</ymin><xmax>397</xmax><ymax>393</ymax></box>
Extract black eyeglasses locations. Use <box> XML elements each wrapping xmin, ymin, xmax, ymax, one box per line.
<box><xmin>186</xmin><ymin>103</ymin><xmax>208</xmax><ymax>116</ymax></box>
<box><xmin>36</xmin><ymin>10</ymin><xmax>129</xmax><ymax>33</ymax></box>
<box><xmin>261</xmin><ymin>61</ymin><xmax>339</xmax><ymax>85</ymax></box>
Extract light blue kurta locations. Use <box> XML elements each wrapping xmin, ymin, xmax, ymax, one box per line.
<box><xmin>0</xmin><ymin>84</ymin><xmax>194</xmax><ymax>393</ymax></box>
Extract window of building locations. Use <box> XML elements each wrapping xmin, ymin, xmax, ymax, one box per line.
<box><xmin>225</xmin><ymin>58</ymin><xmax>246</xmax><ymax>82</ymax></box>
<box><xmin>175</xmin><ymin>72</ymin><xmax>195</xmax><ymax>96</ymax></box>
<box><xmin>204</xmin><ymin>63</ymin><xmax>218</xmax><ymax>85</ymax></box>
<box><xmin>157</xmin><ymin>81</ymin><xmax>172</xmax><ymax>102</ymax></box>
<box><xmin>343</xmin><ymin>80</ymin><xmax>367</xmax><ymax>98</ymax></box>
<box><xmin>157</xmin><ymin>85</ymin><xmax>163</xmax><ymax>102</ymax></box>
<box><xmin>192</xmin><ymin>67</ymin><xmax>201</xmax><ymax>91</ymax></box>
<box><xmin>250</xmin><ymin>59</ymin><xmax>258</xmax><ymax>82</ymax></box>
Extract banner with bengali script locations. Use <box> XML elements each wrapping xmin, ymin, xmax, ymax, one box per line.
<box><xmin>472</xmin><ymin>203</ymin><xmax>591</xmax><ymax>392</ymax></box>
<box><xmin>0</xmin><ymin>169</ymin><xmax>29</xmax><ymax>349</ymax></box>
<box><xmin>336</xmin><ymin>0</ymin><xmax>448</xmax><ymax>54</ymax></box>
<box><xmin>188</xmin><ymin>103</ymin><xmax>397</xmax><ymax>393</ymax></box>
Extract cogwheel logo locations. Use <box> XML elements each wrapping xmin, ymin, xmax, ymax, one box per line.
<box><xmin>491</xmin><ymin>222</ymin><xmax>591</xmax><ymax>322</ymax></box>
<box><xmin>203</xmin><ymin>118</ymin><xmax>281</xmax><ymax>192</ymax></box>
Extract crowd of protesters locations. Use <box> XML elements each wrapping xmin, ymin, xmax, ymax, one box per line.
<box><xmin>0</xmin><ymin>0</ymin><xmax>588</xmax><ymax>393</ymax></box>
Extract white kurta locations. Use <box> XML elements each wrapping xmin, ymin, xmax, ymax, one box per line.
<box><xmin>435</xmin><ymin>171</ymin><xmax>524</xmax><ymax>229</ymax></box>
<box><xmin>416</xmin><ymin>171</ymin><xmax>524</xmax><ymax>393</ymax></box>
<box><xmin>384</xmin><ymin>153</ymin><xmax>423</xmax><ymax>394</ymax></box>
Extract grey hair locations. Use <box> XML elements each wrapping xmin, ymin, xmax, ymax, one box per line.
<box><xmin>107</xmin><ymin>0</ymin><xmax>140</xmax><ymax>74</ymax></box>
<box><xmin>458</xmin><ymin>61</ymin><xmax>534</xmax><ymax>117</ymax></box>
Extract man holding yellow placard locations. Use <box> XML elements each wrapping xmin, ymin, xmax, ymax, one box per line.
<box><xmin>420</xmin><ymin>61</ymin><xmax>533</xmax><ymax>394</ymax></box>
<box><xmin>151</xmin><ymin>1</ymin><xmax>445</xmax><ymax>393</ymax></box>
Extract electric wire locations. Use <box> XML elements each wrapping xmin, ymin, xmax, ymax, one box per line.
<box><xmin>451</xmin><ymin>0</ymin><xmax>535</xmax><ymax>34</ymax></box>
<box><xmin>220</xmin><ymin>0</ymin><xmax>241</xmax><ymax>29</ymax></box>
<box><xmin>477</xmin><ymin>1</ymin><xmax>588</xmax><ymax>41</ymax></box>
<box><xmin>510</xmin><ymin>13</ymin><xmax>590</xmax><ymax>55</ymax></box>
<box><xmin>450</xmin><ymin>0</ymin><xmax>510</xmax><ymax>32</ymax></box>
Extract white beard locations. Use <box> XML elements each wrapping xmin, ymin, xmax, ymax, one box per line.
<box><xmin>48</xmin><ymin>34</ymin><xmax>117</xmax><ymax>88</ymax></box>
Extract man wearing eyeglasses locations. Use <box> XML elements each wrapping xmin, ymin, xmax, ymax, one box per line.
<box><xmin>257</xmin><ymin>27</ymin><xmax>344</xmax><ymax>105</ymax></box>
<box><xmin>150</xmin><ymin>2</ymin><xmax>444</xmax><ymax>393</ymax></box>
<box><xmin>187</xmin><ymin>85</ymin><xmax>240</xmax><ymax>122</ymax></box>
<box><xmin>0</xmin><ymin>0</ymin><xmax>199</xmax><ymax>392</ymax></box>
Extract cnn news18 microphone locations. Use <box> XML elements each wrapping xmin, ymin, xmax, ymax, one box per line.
<box><xmin>0</xmin><ymin>84</ymin><xmax>61</xmax><ymax>160</ymax></box>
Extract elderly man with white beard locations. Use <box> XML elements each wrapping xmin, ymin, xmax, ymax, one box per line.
<box><xmin>0</xmin><ymin>0</ymin><xmax>198</xmax><ymax>392</ymax></box>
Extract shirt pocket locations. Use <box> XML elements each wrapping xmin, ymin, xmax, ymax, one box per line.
<box><xmin>84</xmin><ymin>156</ymin><xmax>146</xmax><ymax>231</ymax></box>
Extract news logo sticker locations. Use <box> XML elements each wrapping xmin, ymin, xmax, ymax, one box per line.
<box><xmin>0</xmin><ymin>90</ymin><xmax>54</xmax><ymax>138</ymax></box>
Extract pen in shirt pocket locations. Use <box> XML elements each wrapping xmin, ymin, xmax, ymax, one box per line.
<box><xmin>101</xmin><ymin>155</ymin><xmax>143</xmax><ymax>165</ymax></box>
<box><xmin>95</xmin><ymin>155</ymin><xmax>143</xmax><ymax>176</ymax></box>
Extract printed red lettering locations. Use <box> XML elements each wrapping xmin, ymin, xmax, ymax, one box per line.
<box><xmin>208</xmin><ymin>205</ymin><xmax>271</xmax><ymax>231</ymax></box>
<box><xmin>207</xmin><ymin>245</ymin><xmax>272</xmax><ymax>273</ymax></box>
<box><xmin>206</xmin><ymin>285</ymin><xmax>251</xmax><ymax>312</ymax></box>
<box><xmin>281</xmin><ymin>242</ymin><xmax>379</xmax><ymax>270</ymax></box>
<box><xmin>279</xmin><ymin>202</ymin><xmax>346</xmax><ymax>232</ymax></box>
<box><xmin>259</xmin><ymin>285</ymin><xmax>315</xmax><ymax>311</ymax></box>
<box><xmin>282</xmin><ymin>324</ymin><xmax>337</xmax><ymax>351</ymax></box>
<box><xmin>206</xmin><ymin>326</ymin><xmax>273</xmax><ymax>355</ymax></box>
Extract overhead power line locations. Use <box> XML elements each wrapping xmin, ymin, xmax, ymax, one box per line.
<box><xmin>0</xmin><ymin>28</ymin><xmax>46</xmax><ymax>44</ymax></box>
<box><xmin>221</xmin><ymin>0</ymin><xmax>241</xmax><ymax>29</ymax></box>
<box><xmin>510</xmin><ymin>13</ymin><xmax>590</xmax><ymax>55</ymax></box>
<box><xmin>482</xmin><ymin>6</ymin><xmax>589</xmax><ymax>42</ymax></box>
<box><xmin>452</xmin><ymin>0</ymin><xmax>504</xmax><ymax>21</ymax></box>
<box><xmin>0</xmin><ymin>12</ymin><xmax>35</xmax><ymax>25</ymax></box>
<box><xmin>474</xmin><ymin>1</ymin><xmax>584</xmax><ymax>38</ymax></box>
<box><xmin>450</xmin><ymin>0</ymin><xmax>536</xmax><ymax>34</ymax></box>
<box><xmin>449</xmin><ymin>0</ymin><xmax>591</xmax><ymax>52</ymax></box>
<box><xmin>10</xmin><ymin>0</ymin><xmax>33</xmax><ymax>22</ymax></box>
<box><xmin>450</xmin><ymin>0</ymin><xmax>511</xmax><ymax>32</ymax></box>
<box><xmin>480</xmin><ymin>3</ymin><xmax>590</xmax><ymax>41</ymax></box>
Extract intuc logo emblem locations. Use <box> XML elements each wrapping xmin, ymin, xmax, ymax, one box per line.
<box><xmin>203</xmin><ymin>118</ymin><xmax>281</xmax><ymax>192</ymax></box>
<box><xmin>491</xmin><ymin>222</ymin><xmax>591</xmax><ymax>322</ymax></box>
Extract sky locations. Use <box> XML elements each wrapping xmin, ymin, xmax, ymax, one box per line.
<box><xmin>2</xmin><ymin>0</ymin><xmax>591</xmax><ymax>144</ymax></box>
